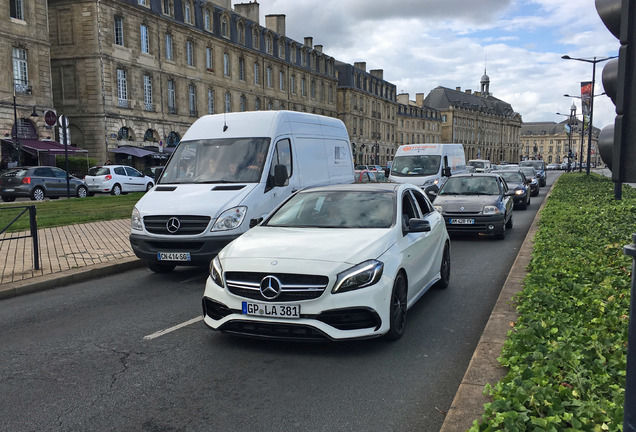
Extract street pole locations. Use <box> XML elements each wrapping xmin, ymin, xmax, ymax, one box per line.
<box><xmin>580</xmin><ymin>116</ymin><xmax>585</xmax><ymax>173</ymax></box>
<box><xmin>12</xmin><ymin>87</ymin><xmax>21</xmax><ymax>166</ymax></box>
<box><xmin>624</xmin><ymin>234</ymin><xmax>636</xmax><ymax>432</ymax></box>
<box><xmin>587</xmin><ymin>59</ymin><xmax>597</xmax><ymax>175</ymax></box>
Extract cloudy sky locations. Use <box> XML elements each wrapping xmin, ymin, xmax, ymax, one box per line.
<box><xmin>258</xmin><ymin>0</ymin><xmax>619</xmax><ymax>128</ymax></box>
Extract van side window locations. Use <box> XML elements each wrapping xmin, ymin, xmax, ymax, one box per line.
<box><xmin>267</xmin><ymin>138</ymin><xmax>292</xmax><ymax>190</ymax></box>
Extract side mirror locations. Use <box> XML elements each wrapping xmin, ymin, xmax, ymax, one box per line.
<box><xmin>407</xmin><ymin>218</ymin><xmax>431</xmax><ymax>233</ymax></box>
<box><xmin>442</xmin><ymin>166</ymin><xmax>452</xmax><ymax>177</ymax></box>
<box><xmin>249</xmin><ymin>217</ymin><xmax>263</xmax><ymax>228</ymax></box>
<box><xmin>424</xmin><ymin>184</ymin><xmax>439</xmax><ymax>202</ymax></box>
<box><xmin>273</xmin><ymin>164</ymin><xmax>288</xmax><ymax>187</ymax></box>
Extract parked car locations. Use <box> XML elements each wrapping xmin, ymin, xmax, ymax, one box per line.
<box><xmin>520</xmin><ymin>160</ymin><xmax>546</xmax><ymax>186</ymax></box>
<box><xmin>518</xmin><ymin>166</ymin><xmax>540</xmax><ymax>196</ymax></box>
<box><xmin>84</xmin><ymin>165</ymin><xmax>154</xmax><ymax>196</ymax></box>
<box><xmin>0</xmin><ymin>166</ymin><xmax>88</xmax><ymax>202</ymax></box>
<box><xmin>546</xmin><ymin>163</ymin><xmax>559</xmax><ymax>170</ymax></box>
<box><xmin>432</xmin><ymin>173</ymin><xmax>514</xmax><ymax>239</ymax></box>
<box><xmin>355</xmin><ymin>165</ymin><xmax>369</xmax><ymax>170</ymax></box>
<box><xmin>494</xmin><ymin>170</ymin><xmax>531</xmax><ymax>210</ymax></box>
<box><xmin>367</xmin><ymin>164</ymin><xmax>383</xmax><ymax>172</ymax></box>
<box><xmin>354</xmin><ymin>169</ymin><xmax>378</xmax><ymax>183</ymax></box>
<box><xmin>202</xmin><ymin>183</ymin><xmax>451</xmax><ymax>341</ymax></box>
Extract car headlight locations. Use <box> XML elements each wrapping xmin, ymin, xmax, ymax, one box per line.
<box><xmin>209</xmin><ymin>255</ymin><xmax>224</xmax><ymax>287</ymax></box>
<box><xmin>515</xmin><ymin>189</ymin><xmax>524</xmax><ymax>195</ymax></box>
<box><xmin>483</xmin><ymin>205</ymin><xmax>501</xmax><ymax>215</ymax></box>
<box><xmin>131</xmin><ymin>207</ymin><xmax>143</xmax><ymax>231</ymax></box>
<box><xmin>212</xmin><ymin>206</ymin><xmax>247</xmax><ymax>231</ymax></box>
<box><xmin>434</xmin><ymin>205</ymin><xmax>443</xmax><ymax>212</ymax></box>
<box><xmin>332</xmin><ymin>260</ymin><xmax>384</xmax><ymax>294</ymax></box>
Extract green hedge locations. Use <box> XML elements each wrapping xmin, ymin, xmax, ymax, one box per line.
<box><xmin>55</xmin><ymin>155</ymin><xmax>98</xmax><ymax>178</ymax></box>
<box><xmin>471</xmin><ymin>174</ymin><xmax>635</xmax><ymax>431</ymax></box>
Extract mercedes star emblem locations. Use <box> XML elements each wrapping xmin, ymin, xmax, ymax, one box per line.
<box><xmin>259</xmin><ymin>275</ymin><xmax>282</xmax><ymax>300</ymax></box>
<box><xmin>166</xmin><ymin>217</ymin><xmax>181</xmax><ymax>234</ymax></box>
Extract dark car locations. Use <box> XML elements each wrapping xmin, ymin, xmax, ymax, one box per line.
<box><xmin>518</xmin><ymin>166</ymin><xmax>540</xmax><ymax>196</ymax></box>
<box><xmin>432</xmin><ymin>173</ymin><xmax>515</xmax><ymax>239</ymax></box>
<box><xmin>520</xmin><ymin>160</ymin><xmax>546</xmax><ymax>186</ymax></box>
<box><xmin>495</xmin><ymin>170</ymin><xmax>531</xmax><ymax>209</ymax></box>
<box><xmin>1</xmin><ymin>166</ymin><xmax>88</xmax><ymax>202</ymax></box>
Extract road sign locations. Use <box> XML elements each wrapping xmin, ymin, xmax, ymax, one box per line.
<box><xmin>44</xmin><ymin>110</ymin><xmax>57</xmax><ymax>127</ymax></box>
<box><xmin>58</xmin><ymin>115</ymin><xmax>69</xmax><ymax>129</ymax></box>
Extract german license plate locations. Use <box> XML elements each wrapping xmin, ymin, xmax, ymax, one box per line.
<box><xmin>157</xmin><ymin>252</ymin><xmax>191</xmax><ymax>261</ymax></box>
<box><xmin>450</xmin><ymin>218</ymin><xmax>474</xmax><ymax>224</ymax></box>
<box><xmin>242</xmin><ymin>302</ymin><xmax>301</xmax><ymax>319</ymax></box>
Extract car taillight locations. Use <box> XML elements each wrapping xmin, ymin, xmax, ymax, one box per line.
<box><xmin>21</xmin><ymin>177</ymin><xmax>31</xmax><ymax>184</ymax></box>
<box><xmin>105</xmin><ymin>175</ymin><xmax>112</xmax><ymax>180</ymax></box>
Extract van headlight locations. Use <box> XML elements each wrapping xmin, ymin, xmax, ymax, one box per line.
<box><xmin>332</xmin><ymin>260</ymin><xmax>384</xmax><ymax>293</ymax></box>
<box><xmin>422</xmin><ymin>178</ymin><xmax>439</xmax><ymax>187</ymax></box>
<box><xmin>212</xmin><ymin>206</ymin><xmax>247</xmax><ymax>231</ymax></box>
<box><xmin>209</xmin><ymin>255</ymin><xmax>224</xmax><ymax>287</ymax></box>
<box><xmin>483</xmin><ymin>205</ymin><xmax>501</xmax><ymax>215</ymax></box>
<box><xmin>131</xmin><ymin>207</ymin><xmax>143</xmax><ymax>231</ymax></box>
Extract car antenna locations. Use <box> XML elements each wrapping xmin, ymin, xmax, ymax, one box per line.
<box><xmin>223</xmin><ymin>112</ymin><xmax>228</xmax><ymax>132</ymax></box>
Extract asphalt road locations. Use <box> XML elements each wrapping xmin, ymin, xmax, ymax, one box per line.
<box><xmin>0</xmin><ymin>174</ymin><xmax>557</xmax><ymax>432</ymax></box>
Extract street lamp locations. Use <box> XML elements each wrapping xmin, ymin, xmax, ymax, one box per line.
<box><xmin>561</xmin><ymin>55</ymin><xmax>618</xmax><ymax>174</ymax></box>
<box><xmin>12</xmin><ymin>86</ymin><xmax>39</xmax><ymax>167</ymax></box>
<box><xmin>564</xmin><ymin>93</ymin><xmax>605</xmax><ymax>172</ymax></box>
<box><xmin>557</xmin><ymin>105</ymin><xmax>580</xmax><ymax>171</ymax></box>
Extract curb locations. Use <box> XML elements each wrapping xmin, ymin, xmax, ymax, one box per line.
<box><xmin>0</xmin><ymin>257</ymin><xmax>146</xmax><ymax>300</ymax></box>
<box><xmin>439</xmin><ymin>176</ymin><xmax>558</xmax><ymax>431</ymax></box>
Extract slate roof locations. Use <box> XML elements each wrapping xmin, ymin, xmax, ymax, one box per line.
<box><xmin>423</xmin><ymin>86</ymin><xmax>518</xmax><ymax>118</ymax></box>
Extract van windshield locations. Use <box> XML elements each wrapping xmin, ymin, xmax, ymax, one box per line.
<box><xmin>468</xmin><ymin>161</ymin><xmax>486</xmax><ymax>169</ymax></box>
<box><xmin>390</xmin><ymin>155</ymin><xmax>441</xmax><ymax>177</ymax></box>
<box><xmin>159</xmin><ymin>138</ymin><xmax>270</xmax><ymax>184</ymax></box>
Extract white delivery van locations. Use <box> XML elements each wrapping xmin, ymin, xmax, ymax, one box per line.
<box><xmin>467</xmin><ymin>159</ymin><xmax>492</xmax><ymax>172</ymax></box>
<box><xmin>130</xmin><ymin>111</ymin><xmax>354</xmax><ymax>273</ymax></box>
<box><xmin>388</xmin><ymin>143</ymin><xmax>467</xmax><ymax>190</ymax></box>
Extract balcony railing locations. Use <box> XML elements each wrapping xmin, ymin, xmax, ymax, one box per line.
<box><xmin>168</xmin><ymin>106</ymin><xmax>177</xmax><ymax>115</ymax></box>
<box><xmin>14</xmin><ymin>83</ymin><xmax>32</xmax><ymax>94</ymax></box>
<box><xmin>144</xmin><ymin>103</ymin><xmax>155</xmax><ymax>112</ymax></box>
<box><xmin>118</xmin><ymin>99</ymin><xmax>130</xmax><ymax>108</ymax></box>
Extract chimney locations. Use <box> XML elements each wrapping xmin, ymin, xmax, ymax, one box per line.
<box><xmin>397</xmin><ymin>93</ymin><xmax>410</xmax><ymax>105</ymax></box>
<box><xmin>465</xmin><ymin>89</ymin><xmax>472</xmax><ymax>94</ymax></box>
<box><xmin>370</xmin><ymin>69</ymin><xmax>383</xmax><ymax>80</ymax></box>
<box><xmin>456</xmin><ymin>87</ymin><xmax>461</xmax><ymax>92</ymax></box>
<box><xmin>265</xmin><ymin>14</ymin><xmax>286</xmax><ymax>36</ymax></box>
<box><xmin>304</xmin><ymin>37</ymin><xmax>313</xmax><ymax>48</ymax></box>
<box><xmin>314</xmin><ymin>44</ymin><xmax>323</xmax><ymax>53</ymax></box>
<box><xmin>416</xmin><ymin>93</ymin><xmax>424</xmax><ymax>106</ymax></box>
<box><xmin>211</xmin><ymin>0</ymin><xmax>231</xmax><ymax>10</ymax></box>
<box><xmin>354</xmin><ymin>62</ymin><xmax>366</xmax><ymax>72</ymax></box>
<box><xmin>234</xmin><ymin>2</ymin><xmax>259</xmax><ymax>23</ymax></box>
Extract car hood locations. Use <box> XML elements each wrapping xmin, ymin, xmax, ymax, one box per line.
<box><xmin>434</xmin><ymin>195</ymin><xmax>500</xmax><ymax>212</ymax></box>
<box><xmin>134</xmin><ymin>183</ymin><xmax>258</xmax><ymax>217</ymax></box>
<box><xmin>220</xmin><ymin>226</ymin><xmax>396</xmax><ymax>268</ymax></box>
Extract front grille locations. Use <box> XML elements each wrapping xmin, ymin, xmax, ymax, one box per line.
<box><xmin>225</xmin><ymin>271</ymin><xmax>329</xmax><ymax>302</ymax></box>
<box><xmin>143</xmin><ymin>215</ymin><xmax>211</xmax><ymax>235</ymax></box>
<box><xmin>219</xmin><ymin>320</ymin><xmax>330</xmax><ymax>341</ymax></box>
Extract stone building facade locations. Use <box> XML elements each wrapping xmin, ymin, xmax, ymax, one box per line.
<box><xmin>396</xmin><ymin>92</ymin><xmax>442</xmax><ymax>148</ymax></box>
<box><xmin>47</xmin><ymin>0</ymin><xmax>338</xmax><ymax>164</ymax></box>
<box><xmin>423</xmin><ymin>73</ymin><xmax>522</xmax><ymax>164</ymax></box>
<box><xmin>520</xmin><ymin>120</ymin><xmax>600</xmax><ymax>166</ymax></box>
<box><xmin>335</xmin><ymin>61</ymin><xmax>397</xmax><ymax>167</ymax></box>
<box><xmin>0</xmin><ymin>0</ymin><xmax>57</xmax><ymax>165</ymax></box>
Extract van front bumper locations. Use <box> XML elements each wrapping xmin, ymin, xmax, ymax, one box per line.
<box><xmin>129</xmin><ymin>233</ymin><xmax>240</xmax><ymax>266</ymax></box>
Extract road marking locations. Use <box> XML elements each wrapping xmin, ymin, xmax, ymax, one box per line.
<box><xmin>143</xmin><ymin>316</ymin><xmax>203</xmax><ymax>340</ymax></box>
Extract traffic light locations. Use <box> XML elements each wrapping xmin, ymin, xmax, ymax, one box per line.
<box><xmin>596</xmin><ymin>0</ymin><xmax>636</xmax><ymax>182</ymax></box>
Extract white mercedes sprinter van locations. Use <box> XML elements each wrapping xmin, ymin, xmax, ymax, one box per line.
<box><xmin>130</xmin><ymin>111</ymin><xmax>354</xmax><ymax>273</ymax></box>
<box><xmin>388</xmin><ymin>143</ymin><xmax>467</xmax><ymax>190</ymax></box>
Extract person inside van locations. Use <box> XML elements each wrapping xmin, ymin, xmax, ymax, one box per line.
<box><xmin>243</xmin><ymin>149</ymin><xmax>267</xmax><ymax>182</ymax></box>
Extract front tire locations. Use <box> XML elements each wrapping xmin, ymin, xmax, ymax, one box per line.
<box><xmin>147</xmin><ymin>262</ymin><xmax>176</xmax><ymax>273</ymax></box>
<box><xmin>31</xmin><ymin>187</ymin><xmax>45</xmax><ymax>201</ymax></box>
<box><xmin>76</xmin><ymin>185</ymin><xmax>88</xmax><ymax>198</ymax></box>
<box><xmin>145</xmin><ymin>182</ymin><xmax>154</xmax><ymax>192</ymax></box>
<box><xmin>386</xmin><ymin>272</ymin><xmax>407</xmax><ymax>340</ymax></box>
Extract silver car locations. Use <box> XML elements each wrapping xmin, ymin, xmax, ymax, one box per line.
<box><xmin>1</xmin><ymin>166</ymin><xmax>88</xmax><ymax>202</ymax></box>
<box><xmin>85</xmin><ymin>165</ymin><xmax>154</xmax><ymax>196</ymax></box>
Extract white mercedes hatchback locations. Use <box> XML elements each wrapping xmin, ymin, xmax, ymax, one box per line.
<box><xmin>202</xmin><ymin>183</ymin><xmax>451</xmax><ymax>341</ymax></box>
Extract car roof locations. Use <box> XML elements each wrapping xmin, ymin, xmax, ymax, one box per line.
<box><xmin>448</xmin><ymin>173</ymin><xmax>501</xmax><ymax>179</ymax></box>
<box><xmin>301</xmin><ymin>183</ymin><xmax>402</xmax><ymax>194</ymax></box>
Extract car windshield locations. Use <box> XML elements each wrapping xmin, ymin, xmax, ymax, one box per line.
<box><xmin>265</xmin><ymin>190</ymin><xmax>395</xmax><ymax>228</ymax></box>
<box><xmin>468</xmin><ymin>161</ymin><xmax>485</xmax><ymax>169</ymax></box>
<box><xmin>520</xmin><ymin>161</ymin><xmax>544</xmax><ymax>171</ymax></box>
<box><xmin>519</xmin><ymin>167</ymin><xmax>536</xmax><ymax>178</ymax></box>
<box><xmin>439</xmin><ymin>176</ymin><xmax>500</xmax><ymax>195</ymax></box>
<box><xmin>497</xmin><ymin>172</ymin><xmax>524</xmax><ymax>184</ymax></box>
<box><xmin>390</xmin><ymin>155</ymin><xmax>440</xmax><ymax>177</ymax></box>
<box><xmin>159</xmin><ymin>138</ymin><xmax>270</xmax><ymax>184</ymax></box>
<box><xmin>88</xmin><ymin>167</ymin><xmax>110</xmax><ymax>176</ymax></box>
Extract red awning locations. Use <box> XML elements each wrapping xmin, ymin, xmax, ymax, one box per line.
<box><xmin>1</xmin><ymin>138</ymin><xmax>87</xmax><ymax>155</ymax></box>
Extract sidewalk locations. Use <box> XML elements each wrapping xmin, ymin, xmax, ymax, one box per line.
<box><xmin>0</xmin><ymin>219</ymin><xmax>143</xmax><ymax>299</ymax></box>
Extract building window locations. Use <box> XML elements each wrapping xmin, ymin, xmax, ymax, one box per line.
<box><xmin>239</xmin><ymin>57</ymin><xmax>245</xmax><ymax>81</ymax></box>
<box><xmin>208</xmin><ymin>89</ymin><xmax>214</xmax><ymax>114</ymax></box>
<box><xmin>291</xmin><ymin>75</ymin><xmax>296</xmax><ymax>94</ymax></box>
<box><xmin>255</xmin><ymin>97</ymin><xmax>261</xmax><ymax>111</ymax></box>
<box><xmin>10</xmin><ymin>0</ymin><xmax>24</xmax><ymax>20</ymax></box>
<box><xmin>279</xmin><ymin>71</ymin><xmax>284</xmax><ymax>91</ymax></box>
<box><xmin>225</xmin><ymin>92</ymin><xmax>231</xmax><ymax>112</ymax></box>
<box><xmin>117</xmin><ymin>69</ymin><xmax>128</xmax><ymax>108</ymax></box>
<box><xmin>266</xmin><ymin>35</ymin><xmax>272</xmax><ymax>54</ymax></box>
<box><xmin>186</xmin><ymin>41</ymin><xmax>194</xmax><ymax>66</ymax></box>
<box><xmin>163</xmin><ymin>0</ymin><xmax>172</xmax><ymax>15</ymax></box>
<box><xmin>254</xmin><ymin>62</ymin><xmax>259</xmax><ymax>85</ymax></box>
<box><xmin>167</xmin><ymin>79</ymin><xmax>176</xmax><ymax>114</ymax></box>
<box><xmin>266</xmin><ymin>67</ymin><xmax>272</xmax><ymax>88</ymax></box>
<box><xmin>144</xmin><ymin>75</ymin><xmax>153</xmax><ymax>111</ymax></box>
<box><xmin>252</xmin><ymin>29</ymin><xmax>259</xmax><ymax>49</ymax></box>
<box><xmin>204</xmin><ymin>9</ymin><xmax>211</xmax><ymax>31</ymax></box>
<box><xmin>189</xmin><ymin>84</ymin><xmax>197</xmax><ymax>116</ymax></box>
<box><xmin>221</xmin><ymin>16</ymin><xmax>229</xmax><ymax>38</ymax></box>
<box><xmin>290</xmin><ymin>44</ymin><xmax>296</xmax><ymax>63</ymax></box>
<box><xmin>140</xmin><ymin>24</ymin><xmax>149</xmax><ymax>53</ymax></box>
<box><xmin>165</xmin><ymin>33</ymin><xmax>173</xmax><ymax>61</ymax></box>
<box><xmin>206</xmin><ymin>47</ymin><xmax>213</xmax><ymax>71</ymax></box>
<box><xmin>184</xmin><ymin>2</ymin><xmax>192</xmax><ymax>24</ymax></box>
<box><xmin>278</xmin><ymin>39</ymin><xmax>285</xmax><ymax>59</ymax></box>
<box><xmin>138</xmin><ymin>0</ymin><xmax>147</xmax><ymax>5</ymax></box>
<box><xmin>310</xmin><ymin>80</ymin><xmax>316</xmax><ymax>98</ymax></box>
<box><xmin>300</xmin><ymin>50</ymin><xmax>306</xmax><ymax>67</ymax></box>
<box><xmin>12</xmin><ymin>47</ymin><xmax>28</xmax><ymax>93</ymax></box>
<box><xmin>114</xmin><ymin>16</ymin><xmax>124</xmax><ymax>46</ymax></box>
<box><xmin>240</xmin><ymin>94</ymin><xmax>246</xmax><ymax>112</ymax></box>
<box><xmin>237</xmin><ymin>22</ymin><xmax>245</xmax><ymax>45</ymax></box>
<box><xmin>223</xmin><ymin>53</ymin><xmax>230</xmax><ymax>76</ymax></box>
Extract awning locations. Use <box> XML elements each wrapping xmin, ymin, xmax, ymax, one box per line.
<box><xmin>1</xmin><ymin>138</ymin><xmax>88</xmax><ymax>155</ymax></box>
<box><xmin>109</xmin><ymin>146</ymin><xmax>157</xmax><ymax>157</ymax></box>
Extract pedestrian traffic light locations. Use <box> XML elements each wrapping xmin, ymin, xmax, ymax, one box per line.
<box><xmin>596</xmin><ymin>0</ymin><xmax>636</xmax><ymax>182</ymax></box>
